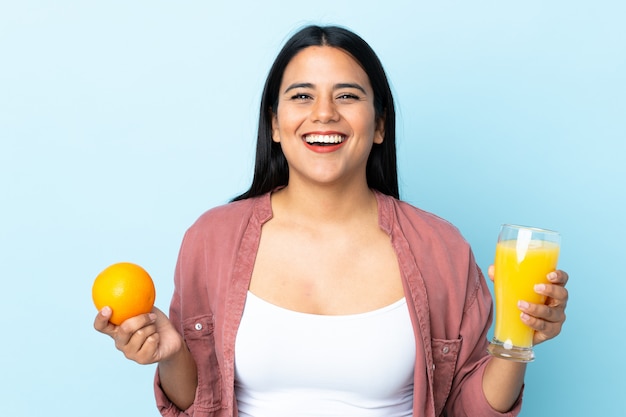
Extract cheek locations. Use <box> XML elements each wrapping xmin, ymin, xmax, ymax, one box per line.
<box><xmin>359</xmin><ymin>112</ymin><xmax>380</xmax><ymax>140</ymax></box>
<box><xmin>273</xmin><ymin>109</ymin><xmax>301</xmax><ymax>137</ymax></box>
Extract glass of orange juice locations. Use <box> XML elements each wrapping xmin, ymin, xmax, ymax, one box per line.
<box><xmin>487</xmin><ymin>224</ymin><xmax>560</xmax><ymax>362</ymax></box>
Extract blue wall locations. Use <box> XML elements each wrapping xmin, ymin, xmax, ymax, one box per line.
<box><xmin>1</xmin><ymin>1</ymin><xmax>623</xmax><ymax>415</ymax></box>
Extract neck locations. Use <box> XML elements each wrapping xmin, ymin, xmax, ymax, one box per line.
<box><xmin>272</xmin><ymin>182</ymin><xmax>378</xmax><ymax>225</ymax></box>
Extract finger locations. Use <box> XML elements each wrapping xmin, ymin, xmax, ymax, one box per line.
<box><xmin>519</xmin><ymin>300</ymin><xmax>565</xmax><ymax>324</ymax></box>
<box><xmin>123</xmin><ymin>322</ymin><xmax>158</xmax><ymax>354</ymax></box>
<box><xmin>115</xmin><ymin>313</ymin><xmax>157</xmax><ymax>349</ymax></box>
<box><xmin>523</xmin><ymin>312</ymin><xmax>564</xmax><ymax>343</ymax></box>
<box><xmin>487</xmin><ymin>265</ymin><xmax>495</xmax><ymax>281</ymax></box>
<box><xmin>93</xmin><ymin>307</ymin><xmax>117</xmax><ymax>335</ymax></box>
<box><xmin>524</xmin><ymin>308</ymin><xmax>565</xmax><ymax>341</ymax></box>
<box><xmin>121</xmin><ymin>319</ymin><xmax>163</xmax><ymax>364</ymax></box>
<box><xmin>547</xmin><ymin>270</ymin><xmax>569</xmax><ymax>286</ymax></box>
<box><xmin>134</xmin><ymin>332</ymin><xmax>161</xmax><ymax>365</ymax></box>
<box><xmin>534</xmin><ymin>283</ymin><xmax>569</xmax><ymax>307</ymax></box>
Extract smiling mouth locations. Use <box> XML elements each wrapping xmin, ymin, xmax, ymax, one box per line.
<box><xmin>303</xmin><ymin>134</ymin><xmax>346</xmax><ymax>146</ymax></box>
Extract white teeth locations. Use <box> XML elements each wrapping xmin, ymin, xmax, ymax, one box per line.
<box><xmin>304</xmin><ymin>134</ymin><xmax>344</xmax><ymax>144</ymax></box>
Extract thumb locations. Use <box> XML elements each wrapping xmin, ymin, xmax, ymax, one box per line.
<box><xmin>93</xmin><ymin>306</ymin><xmax>116</xmax><ymax>334</ymax></box>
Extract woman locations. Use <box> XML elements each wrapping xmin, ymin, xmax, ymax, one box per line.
<box><xmin>94</xmin><ymin>25</ymin><xmax>569</xmax><ymax>417</ymax></box>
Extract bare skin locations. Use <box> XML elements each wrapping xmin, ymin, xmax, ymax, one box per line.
<box><xmin>483</xmin><ymin>267</ymin><xmax>569</xmax><ymax>411</ymax></box>
<box><xmin>93</xmin><ymin>238</ymin><xmax>568</xmax><ymax>413</ymax></box>
<box><xmin>252</xmin><ymin>46</ymin><xmax>401</xmax><ymax>315</ymax></box>
<box><xmin>249</xmin><ymin>186</ymin><xmax>404</xmax><ymax>316</ymax></box>
<box><xmin>93</xmin><ymin>45</ymin><xmax>569</xmax><ymax>413</ymax></box>
<box><xmin>93</xmin><ymin>306</ymin><xmax>198</xmax><ymax>410</ymax></box>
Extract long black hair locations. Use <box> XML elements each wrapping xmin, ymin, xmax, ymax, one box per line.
<box><xmin>232</xmin><ymin>25</ymin><xmax>398</xmax><ymax>201</ymax></box>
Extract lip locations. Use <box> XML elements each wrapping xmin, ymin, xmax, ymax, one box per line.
<box><xmin>302</xmin><ymin>131</ymin><xmax>347</xmax><ymax>153</ymax></box>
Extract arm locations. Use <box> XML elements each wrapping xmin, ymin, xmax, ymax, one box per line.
<box><xmin>94</xmin><ymin>306</ymin><xmax>198</xmax><ymax>411</ymax></box>
<box><xmin>482</xmin><ymin>359</ymin><xmax>527</xmax><ymax>412</ymax></box>
<box><xmin>157</xmin><ymin>341</ymin><xmax>198</xmax><ymax>410</ymax></box>
<box><xmin>482</xmin><ymin>268</ymin><xmax>569</xmax><ymax>411</ymax></box>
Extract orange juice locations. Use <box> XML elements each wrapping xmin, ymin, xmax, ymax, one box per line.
<box><xmin>493</xmin><ymin>239</ymin><xmax>560</xmax><ymax>348</ymax></box>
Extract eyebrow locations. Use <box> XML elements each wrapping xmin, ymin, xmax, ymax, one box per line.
<box><xmin>283</xmin><ymin>82</ymin><xmax>368</xmax><ymax>95</ymax></box>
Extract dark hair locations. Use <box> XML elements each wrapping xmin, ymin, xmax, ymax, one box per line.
<box><xmin>232</xmin><ymin>25</ymin><xmax>398</xmax><ymax>201</ymax></box>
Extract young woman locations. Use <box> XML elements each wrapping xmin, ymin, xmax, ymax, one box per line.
<box><xmin>94</xmin><ymin>25</ymin><xmax>569</xmax><ymax>417</ymax></box>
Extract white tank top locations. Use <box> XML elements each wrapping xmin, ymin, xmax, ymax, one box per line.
<box><xmin>234</xmin><ymin>291</ymin><xmax>415</xmax><ymax>417</ymax></box>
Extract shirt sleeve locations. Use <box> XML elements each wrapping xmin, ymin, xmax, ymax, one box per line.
<box><xmin>153</xmin><ymin>221</ymin><xmax>228</xmax><ymax>417</ymax></box>
<box><xmin>153</xmin><ymin>233</ymin><xmax>196</xmax><ymax>417</ymax></box>
<box><xmin>153</xmin><ymin>228</ymin><xmax>208</xmax><ymax>417</ymax></box>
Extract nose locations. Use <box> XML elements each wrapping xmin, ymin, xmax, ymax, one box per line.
<box><xmin>311</xmin><ymin>96</ymin><xmax>339</xmax><ymax>123</ymax></box>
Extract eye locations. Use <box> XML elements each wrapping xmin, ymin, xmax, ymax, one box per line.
<box><xmin>337</xmin><ymin>93</ymin><xmax>360</xmax><ymax>101</ymax></box>
<box><xmin>290</xmin><ymin>92</ymin><xmax>312</xmax><ymax>101</ymax></box>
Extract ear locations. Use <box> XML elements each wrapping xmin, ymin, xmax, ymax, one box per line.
<box><xmin>373</xmin><ymin>114</ymin><xmax>385</xmax><ymax>144</ymax></box>
<box><xmin>271</xmin><ymin>111</ymin><xmax>280</xmax><ymax>143</ymax></box>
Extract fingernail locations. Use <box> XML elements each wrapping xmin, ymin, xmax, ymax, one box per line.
<box><xmin>518</xmin><ymin>300</ymin><xmax>530</xmax><ymax>310</ymax></box>
<box><xmin>548</xmin><ymin>272</ymin><xmax>558</xmax><ymax>282</ymax></box>
<box><xmin>520</xmin><ymin>312</ymin><xmax>530</xmax><ymax>322</ymax></box>
<box><xmin>100</xmin><ymin>306</ymin><xmax>112</xmax><ymax>317</ymax></box>
<box><xmin>534</xmin><ymin>283</ymin><xmax>546</xmax><ymax>292</ymax></box>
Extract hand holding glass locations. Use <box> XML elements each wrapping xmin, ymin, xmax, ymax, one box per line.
<box><xmin>487</xmin><ymin>224</ymin><xmax>560</xmax><ymax>362</ymax></box>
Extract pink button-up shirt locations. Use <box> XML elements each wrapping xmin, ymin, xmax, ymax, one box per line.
<box><xmin>155</xmin><ymin>192</ymin><xmax>522</xmax><ymax>417</ymax></box>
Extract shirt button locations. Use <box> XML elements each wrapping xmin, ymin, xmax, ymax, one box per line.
<box><xmin>442</xmin><ymin>346</ymin><xmax>450</xmax><ymax>354</ymax></box>
<box><xmin>195</xmin><ymin>323</ymin><xmax>203</xmax><ymax>331</ymax></box>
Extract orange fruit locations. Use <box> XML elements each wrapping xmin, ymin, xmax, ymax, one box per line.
<box><xmin>92</xmin><ymin>262</ymin><xmax>156</xmax><ymax>325</ymax></box>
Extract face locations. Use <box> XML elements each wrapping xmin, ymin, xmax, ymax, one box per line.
<box><xmin>271</xmin><ymin>46</ymin><xmax>384</xmax><ymax>189</ymax></box>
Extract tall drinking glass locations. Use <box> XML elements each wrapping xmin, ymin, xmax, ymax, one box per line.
<box><xmin>487</xmin><ymin>224</ymin><xmax>561</xmax><ymax>362</ymax></box>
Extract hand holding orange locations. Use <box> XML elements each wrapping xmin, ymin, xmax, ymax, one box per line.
<box><xmin>92</xmin><ymin>262</ymin><xmax>156</xmax><ymax>325</ymax></box>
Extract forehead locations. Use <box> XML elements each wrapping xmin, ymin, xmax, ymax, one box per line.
<box><xmin>281</xmin><ymin>46</ymin><xmax>371</xmax><ymax>87</ymax></box>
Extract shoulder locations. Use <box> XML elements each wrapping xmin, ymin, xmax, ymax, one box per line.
<box><xmin>187</xmin><ymin>194</ymin><xmax>268</xmax><ymax>234</ymax></box>
<box><xmin>173</xmin><ymin>195</ymin><xmax>268</xmax><ymax>287</ymax></box>
<box><xmin>192</xmin><ymin>198</ymin><xmax>253</xmax><ymax>227</ymax></box>
<box><xmin>175</xmin><ymin>194</ymin><xmax>269</xmax><ymax>255</ymax></box>
<box><xmin>379</xmin><ymin>193</ymin><xmax>468</xmax><ymax>249</ymax></box>
<box><xmin>397</xmin><ymin>199</ymin><xmax>459</xmax><ymax>231</ymax></box>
